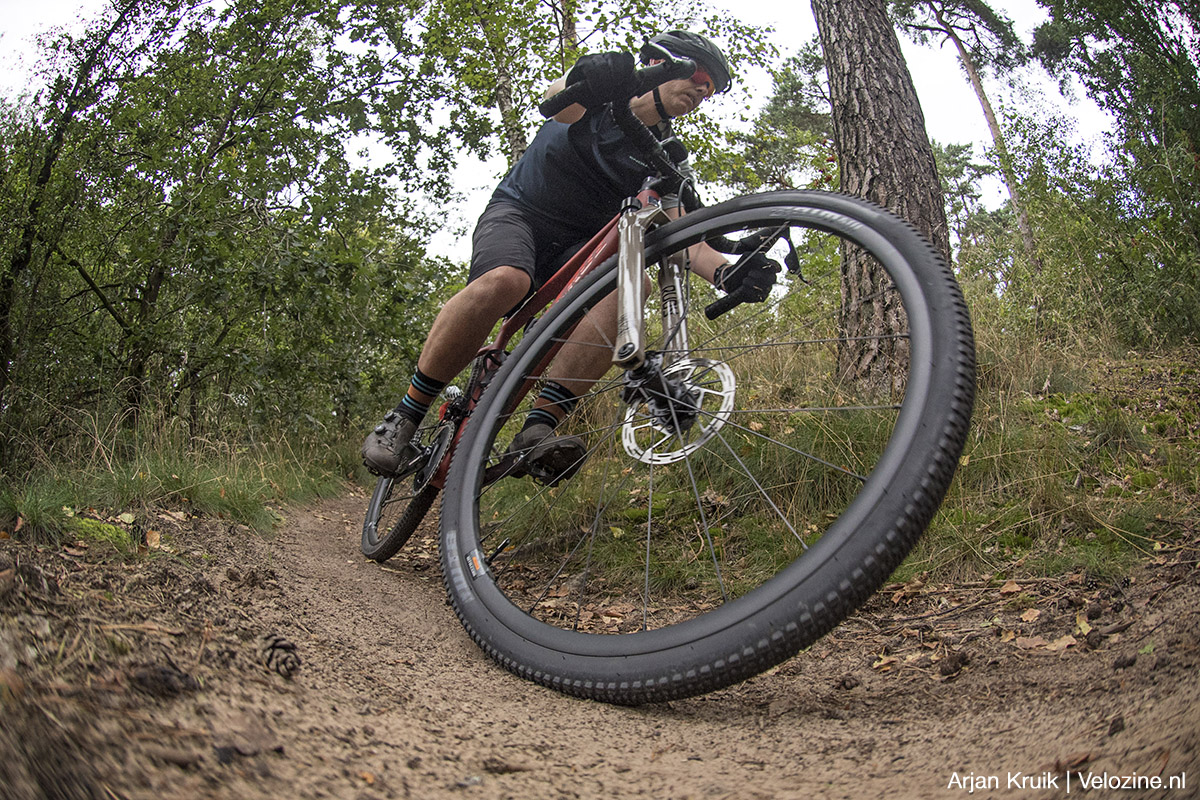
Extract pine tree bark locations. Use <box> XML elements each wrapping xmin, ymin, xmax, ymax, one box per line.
<box><xmin>811</xmin><ymin>0</ymin><xmax>951</xmax><ymax>395</ymax></box>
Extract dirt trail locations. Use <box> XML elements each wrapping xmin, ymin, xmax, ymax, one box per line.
<box><xmin>2</xmin><ymin>492</ymin><xmax>1198</xmax><ymax>800</ymax></box>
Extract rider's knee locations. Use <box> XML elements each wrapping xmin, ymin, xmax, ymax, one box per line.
<box><xmin>473</xmin><ymin>266</ymin><xmax>532</xmax><ymax>309</ymax></box>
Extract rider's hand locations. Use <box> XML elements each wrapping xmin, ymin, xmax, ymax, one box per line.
<box><xmin>715</xmin><ymin>253</ymin><xmax>780</xmax><ymax>303</ymax></box>
<box><xmin>566</xmin><ymin>52</ymin><xmax>639</xmax><ymax>109</ymax></box>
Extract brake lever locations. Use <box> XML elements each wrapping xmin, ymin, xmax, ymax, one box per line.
<box><xmin>779</xmin><ymin>230</ymin><xmax>809</xmax><ymax>285</ymax></box>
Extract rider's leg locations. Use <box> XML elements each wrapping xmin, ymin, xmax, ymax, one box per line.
<box><xmin>400</xmin><ymin>264</ymin><xmax>532</xmax><ymax>418</ymax></box>
<box><xmin>531</xmin><ymin>273</ymin><xmax>651</xmax><ymax>422</ymax></box>
<box><xmin>362</xmin><ymin>266</ymin><xmax>531</xmax><ymax>476</ymax></box>
<box><xmin>416</xmin><ymin>266</ymin><xmax>531</xmax><ymax>383</ymax></box>
<box><xmin>535</xmin><ymin>238</ymin><xmax>721</xmax><ymax>416</ymax></box>
<box><xmin>506</xmin><ymin>279</ymin><xmax>647</xmax><ymax>481</ymax></box>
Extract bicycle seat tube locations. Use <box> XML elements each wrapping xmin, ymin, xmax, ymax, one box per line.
<box><xmin>614</xmin><ymin>190</ymin><xmax>670</xmax><ymax>369</ymax></box>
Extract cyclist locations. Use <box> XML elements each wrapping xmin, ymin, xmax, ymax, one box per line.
<box><xmin>362</xmin><ymin>30</ymin><xmax>780</xmax><ymax>479</ymax></box>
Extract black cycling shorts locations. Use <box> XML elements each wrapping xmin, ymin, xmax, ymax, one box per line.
<box><xmin>468</xmin><ymin>201</ymin><xmax>588</xmax><ymax>291</ymax></box>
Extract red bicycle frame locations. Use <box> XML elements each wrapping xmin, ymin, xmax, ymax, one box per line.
<box><xmin>425</xmin><ymin>185</ymin><xmax>664</xmax><ymax>490</ymax></box>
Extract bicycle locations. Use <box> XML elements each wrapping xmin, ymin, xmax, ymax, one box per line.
<box><xmin>362</xmin><ymin>55</ymin><xmax>976</xmax><ymax>705</ymax></box>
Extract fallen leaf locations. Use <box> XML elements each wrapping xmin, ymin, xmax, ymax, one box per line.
<box><xmin>1046</xmin><ymin>635</ymin><xmax>1077</xmax><ymax>652</ymax></box>
<box><xmin>872</xmin><ymin>655</ymin><xmax>899</xmax><ymax>672</ymax></box>
<box><xmin>1000</xmin><ymin>629</ymin><xmax>1016</xmax><ymax>643</ymax></box>
<box><xmin>1021</xmin><ymin>608</ymin><xmax>1042</xmax><ymax>623</ymax></box>
<box><xmin>999</xmin><ymin>580</ymin><xmax>1021</xmax><ymax>595</ymax></box>
<box><xmin>145</xmin><ymin>530</ymin><xmax>162</xmax><ymax>550</ymax></box>
<box><xmin>118</xmin><ymin>512</ymin><xmax>136</xmax><ymax>525</ymax></box>
<box><xmin>360</xmin><ymin>772</ymin><xmax>376</xmax><ymax>786</ymax></box>
<box><xmin>1075</xmin><ymin>611</ymin><xmax>1092</xmax><ymax>637</ymax></box>
<box><xmin>1016</xmin><ymin>636</ymin><xmax>1049</xmax><ymax>650</ymax></box>
<box><xmin>892</xmin><ymin>576</ymin><xmax>927</xmax><ymax>604</ymax></box>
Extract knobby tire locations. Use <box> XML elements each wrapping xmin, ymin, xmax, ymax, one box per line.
<box><xmin>439</xmin><ymin>191</ymin><xmax>976</xmax><ymax>704</ymax></box>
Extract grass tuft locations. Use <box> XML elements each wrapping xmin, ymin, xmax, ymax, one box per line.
<box><xmin>2</xmin><ymin>429</ymin><xmax>364</xmax><ymax>552</ymax></box>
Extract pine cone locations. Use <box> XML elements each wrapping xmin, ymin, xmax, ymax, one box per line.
<box><xmin>257</xmin><ymin>633</ymin><xmax>300</xmax><ymax>679</ymax></box>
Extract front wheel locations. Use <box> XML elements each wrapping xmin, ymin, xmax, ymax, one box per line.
<box><xmin>441</xmin><ymin>191</ymin><xmax>976</xmax><ymax>704</ymax></box>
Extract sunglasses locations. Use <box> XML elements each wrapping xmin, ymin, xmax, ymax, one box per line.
<box><xmin>690</xmin><ymin>68</ymin><xmax>715</xmax><ymax>96</ymax></box>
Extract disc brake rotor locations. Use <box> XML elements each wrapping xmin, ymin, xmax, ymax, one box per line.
<box><xmin>621</xmin><ymin>358</ymin><xmax>736</xmax><ymax>465</ymax></box>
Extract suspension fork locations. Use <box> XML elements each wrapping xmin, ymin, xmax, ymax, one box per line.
<box><xmin>613</xmin><ymin>197</ymin><xmax>671</xmax><ymax>369</ymax></box>
<box><xmin>656</xmin><ymin>251</ymin><xmax>690</xmax><ymax>370</ymax></box>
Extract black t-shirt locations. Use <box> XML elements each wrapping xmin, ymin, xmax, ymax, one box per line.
<box><xmin>490</xmin><ymin>106</ymin><xmax>666</xmax><ymax>238</ymax></box>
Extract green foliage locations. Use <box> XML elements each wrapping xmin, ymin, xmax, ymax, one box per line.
<box><xmin>0</xmin><ymin>0</ymin><xmax>468</xmax><ymax>473</ymax></box>
<box><xmin>1017</xmin><ymin>1</ymin><xmax>1200</xmax><ymax>347</ymax></box>
<box><xmin>890</xmin><ymin>0</ymin><xmax>1027</xmax><ymax>72</ymax></box>
<box><xmin>694</xmin><ymin>40</ymin><xmax>835</xmax><ymax>194</ymax></box>
<box><xmin>1</xmin><ymin>420</ymin><xmax>360</xmax><ymax>549</ymax></box>
<box><xmin>956</xmin><ymin>105</ymin><xmax>1200</xmax><ymax>348</ymax></box>
<box><xmin>903</xmin><ymin>349</ymin><xmax>1196</xmax><ymax>584</ymax></box>
<box><xmin>1032</xmin><ymin>0</ymin><xmax>1200</xmax><ymax>155</ymax></box>
<box><xmin>932</xmin><ymin>140</ymin><xmax>993</xmax><ymax>246</ymax></box>
<box><xmin>414</xmin><ymin>0</ymin><xmax>778</xmax><ymax>166</ymax></box>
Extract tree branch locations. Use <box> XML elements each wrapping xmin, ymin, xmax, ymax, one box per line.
<box><xmin>52</xmin><ymin>244</ymin><xmax>135</xmax><ymax>337</ymax></box>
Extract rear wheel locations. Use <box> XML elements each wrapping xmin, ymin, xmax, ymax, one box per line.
<box><xmin>361</xmin><ymin>479</ymin><xmax>436</xmax><ymax>562</ymax></box>
<box><xmin>441</xmin><ymin>191</ymin><xmax>976</xmax><ymax>703</ymax></box>
<box><xmin>361</xmin><ymin>419</ymin><xmax>455</xmax><ymax>562</ymax></box>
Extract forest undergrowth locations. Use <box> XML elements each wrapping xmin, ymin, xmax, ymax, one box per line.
<box><xmin>2</xmin><ymin>339</ymin><xmax>1197</xmax><ymax>590</ymax></box>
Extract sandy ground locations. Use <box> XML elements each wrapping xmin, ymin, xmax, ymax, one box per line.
<box><xmin>2</xmin><ymin>491</ymin><xmax>1198</xmax><ymax>800</ymax></box>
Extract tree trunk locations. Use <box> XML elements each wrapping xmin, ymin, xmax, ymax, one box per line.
<box><xmin>936</xmin><ymin>8</ymin><xmax>1043</xmax><ymax>282</ymax></box>
<box><xmin>495</xmin><ymin>67</ymin><xmax>528</xmax><ymax>165</ymax></box>
<box><xmin>558</xmin><ymin>0</ymin><xmax>578</xmax><ymax>62</ymax></box>
<box><xmin>471</xmin><ymin>0</ymin><xmax>528</xmax><ymax>165</ymax></box>
<box><xmin>811</xmin><ymin>0</ymin><xmax>951</xmax><ymax>395</ymax></box>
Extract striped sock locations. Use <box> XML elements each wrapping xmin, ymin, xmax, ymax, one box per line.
<box><xmin>525</xmin><ymin>381</ymin><xmax>578</xmax><ymax>430</ymax></box>
<box><xmin>395</xmin><ymin>368</ymin><xmax>447</xmax><ymax>425</ymax></box>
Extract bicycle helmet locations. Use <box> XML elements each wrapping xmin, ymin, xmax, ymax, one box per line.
<box><xmin>640</xmin><ymin>30</ymin><xmax>733</xmax><ymax>94</ymax></box>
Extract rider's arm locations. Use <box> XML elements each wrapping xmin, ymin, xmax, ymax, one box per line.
<box><xmin>545</xmin><ymin>76</ymin><xmax>587</xmax><ymax>124</ymax></box>
<box><xmin>547</xmin><ymin>52</ymin><xmax>638</xmax><ymax>124</ymax></box>
<box><xmin>685</xmin><ymin>242</ymin><xmax>727</xmax><ymax>286</ymax></box>
<box><xmin>663</xmin><ymin>204</ymin><xmax>725</xmax><ymax>284</ymax></box>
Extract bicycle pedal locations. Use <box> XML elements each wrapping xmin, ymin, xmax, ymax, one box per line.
<box><xmin>482</xmin><ymin>453</ymin><xmax>525</xmax><ymax>486</ymax></box>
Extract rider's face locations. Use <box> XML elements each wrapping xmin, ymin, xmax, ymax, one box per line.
<box><xmin>644</xmin><ymin>59</ymin><xmax>717</xmax><ymax>119</ymax></box>
<box><xmin>656</xmin><ymin>74</ymin><xmax>715</xmax><ymax>117</ymax></box>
